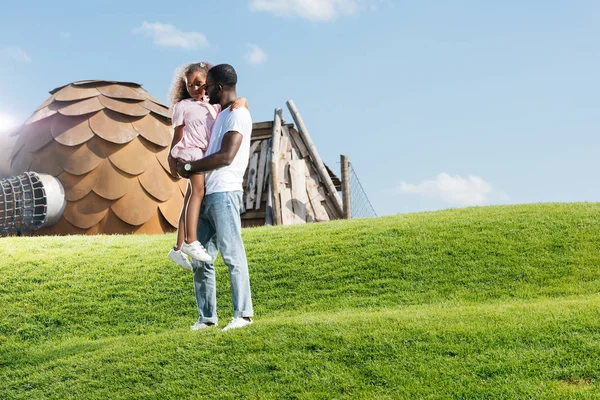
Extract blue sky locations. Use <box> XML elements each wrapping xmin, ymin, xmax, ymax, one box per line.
<box><xmin>0</xmin><ymin>0</ymin><xmax>599</xmax><ymax>216</ymax></box>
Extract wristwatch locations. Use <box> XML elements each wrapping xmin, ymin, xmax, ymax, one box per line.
<box><xmin>184</xmin><ymin>163</ymin><xmax>192</xmax><ymax>172</ymax></box>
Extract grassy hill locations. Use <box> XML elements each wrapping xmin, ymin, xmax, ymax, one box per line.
<box><xmin>1</xmin><ymin>203</ymin><xmax>599</xmax><ymax>399</ymax></box>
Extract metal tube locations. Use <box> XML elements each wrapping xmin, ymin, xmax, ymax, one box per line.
<box><xmin>0</xmin><ymin>172</ymin><xmax>66</xmax><ymax>236</ymax></box>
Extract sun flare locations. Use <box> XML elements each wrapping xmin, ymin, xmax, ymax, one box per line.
<box><xmin>0</xmin><ymin>112</ymin><xmax>20</xmax><ymax>135</ymax></box>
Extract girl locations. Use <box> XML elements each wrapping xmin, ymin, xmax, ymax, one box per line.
<box><xmin>166</xmin><ymin>62</ymin><xmax>246</xmax><ymax>270</ymax></box>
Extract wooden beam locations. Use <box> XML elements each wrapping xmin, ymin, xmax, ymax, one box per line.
<box><xmin>269</xmin><ymin>109</ymin><xmax>282</xmax><ymax>225</ymax></box>
<box><xmin>245</xmin><ymin>151</ymin><xmax>259</xmax><ymax>210</ymax></box>
<box><xmin>340</xmin><ymin>154</ymin><xmax>351</xmax><ymax>219</ymax></box>
<box><xmin>252</xmin><ymin>121</ymin><xmax>274</xmax><ymax>130</ymax></box>
<box><xmin>255</xmin><ymin>139</ymin><xmax>269</xmax><ymax>210</ymax></box>
<box><xmin>265</xmin><ymin>180</ymin><xmax>273</xmax><ymax>225</ymax></box>
<box><xmin>286</xmin><ymin>99</ymin><xmax>344</xmax><ymax>218</ymax></box>
<box><xmin>287</xmin><ymin>126</ymin><xmax>310</xmax><ymax>159</ymax></box>
<box><xmin>263</xmin><ymin>139</ymin><xmax>271</xmax><ymax>193</ymax></box>
<box><xmin>250</xmin><ymin>133</ymin><xmax>272</xmax><ymax>141</ymax></box>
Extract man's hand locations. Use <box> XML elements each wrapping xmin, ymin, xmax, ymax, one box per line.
<box><xmin>167</xmin><ymin>154</ymin><xmax>179</xmax><ymax>178</ymax></box>
<box><xmin>176</xmin><ymin>159</ymin><xmax>191</xmax><ymax>179</ymax></box>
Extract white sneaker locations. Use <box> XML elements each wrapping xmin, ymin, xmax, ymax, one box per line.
<box><xmin>190</xmin><ymin>321</ymin><xmax>217</xmax><ymax>331</ymax></box>
<box><xmin>222</xmin><ymin>318</ymin><xmax>253</xmax><ymax>331</ymax></box>
<box><xmin>181</xmin><ymin>241</ymin><xmax>211</xmax><ymax>262</ymax></box>
<box><xmin>168</xmin><ymin>248</ymin><xmax>192</xmax><ymax>271</ymax></box>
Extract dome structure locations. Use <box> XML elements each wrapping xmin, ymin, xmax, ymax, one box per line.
<box><xmin>9</xmin><ymin>80</ymin><xmax>185</xmax><ymax>235</ymax></box>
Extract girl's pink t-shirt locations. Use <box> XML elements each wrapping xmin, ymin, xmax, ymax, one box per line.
<box><xmin>170</xmin><ymin>97</ymin><xmax>221</xmax><ymax>162</ymax></box>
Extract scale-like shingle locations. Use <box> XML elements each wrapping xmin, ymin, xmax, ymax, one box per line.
<box><xmin>10</xmin><ymin>80</ymin><xmax>183</xmax><ymax>235</ymax></box>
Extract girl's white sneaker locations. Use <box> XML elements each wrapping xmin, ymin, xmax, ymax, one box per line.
<box><xmin>168</xmin><ymin>248</ymin><xmax>192</xmax><ymax>271</ymax></box>
<box><xmin>181</xmin><ymin>241</ymin><xmax>211</xmax><ymax>262</ymax></box>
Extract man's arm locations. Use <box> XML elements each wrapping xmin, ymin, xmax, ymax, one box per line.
<box><xmin>176</xmin><ymin>131</ymin><xmax>243</xmax><ymax>178</ymax></box>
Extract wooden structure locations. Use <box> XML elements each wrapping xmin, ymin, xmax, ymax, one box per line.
<box><xmin>241</xmin><ymin>103</ymin><xmax>344</xmax><ymax>227</ymax></box>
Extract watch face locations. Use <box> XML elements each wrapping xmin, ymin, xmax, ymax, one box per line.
<box><xmin>184</xmin><ymin>163</ymin><xmax>191</xmax><ymax>171</ymax></box>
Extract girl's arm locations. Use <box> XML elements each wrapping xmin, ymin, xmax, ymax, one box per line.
<box><xmin>230</xmin><ymin>97</ymin><xmax>249</xmax><ymax>110</ymax></box>
<box><xmin>168</xmin><ymin>125</ymin><xmax>184</xmax><ymax>178</ymax></box>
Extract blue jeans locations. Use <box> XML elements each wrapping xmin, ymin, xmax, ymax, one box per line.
<box><xmin>192</xmin><ymin>191</ymin><xmax>253</xmax><ymax>324</ymax></box>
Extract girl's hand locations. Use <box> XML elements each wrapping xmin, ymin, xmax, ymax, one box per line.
<box><xmin>167</xmin><ymin>154</ymin><xmax>179</xmax><ymax>178</ymax></box>
<box><xmin>231</xmin><ymin>97</ymin><xmax>249</xmax><ymax>110</ymax></box>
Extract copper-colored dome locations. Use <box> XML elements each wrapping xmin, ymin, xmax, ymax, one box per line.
<box><xmin>9</xmin><ymin>80</ymin><xmax>186</xmax><ymax>235</ymax></box>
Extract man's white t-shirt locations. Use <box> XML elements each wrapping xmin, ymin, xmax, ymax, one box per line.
<box><xmin>204</xmin><ymin>106</ymin><xmax>253</xmax><ymax>195</ymax></box>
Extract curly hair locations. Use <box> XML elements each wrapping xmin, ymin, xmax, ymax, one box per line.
<box><xmin>167</xmin><ymin>61</ymin><xmax>213</xmax><ymax>107</ymax></box>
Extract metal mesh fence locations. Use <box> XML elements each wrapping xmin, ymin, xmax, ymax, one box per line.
<box><xmin>348</xmin><ymin>163</ymin><xmax>377</xmax><ymax>219</ymax></box>
<box><xmin>0</xmin><ymin>172</ymin><xmax>48</xmax><ymax>236</ymax></box>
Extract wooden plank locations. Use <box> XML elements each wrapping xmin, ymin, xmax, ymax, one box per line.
<box><xmin>279</xmin><ymin>167</ymin><xmax>295</xmax><ymax>225</ymax></box>
<box><xmin>245</xmin><ymin>152</ymin><xmax>259</xmax><ymax>210</ymax></box>
<box><xmin>255</xmin><ymin>140</ymin><xmax>269</xmax><ymax>210</ymax></box>
<box><xmin>288</xmin><ymin>134</ymin><xmax>301</xmax><ymax>161</ymax></box>
<box><xmin>289</xmin><ymin>159</ymin><xmax>307</xmax><ymax>224</ymax></box>
<box><xmin>280</xmin><ymin>124</ymin><xmax>292</xmax><ymax>153</ymax></box>
<box><xmin>252</xmin><ymin>121</ymin><xmax>273</xmax><ymax>130</ymax></box>
<box><xmin>250</xmin><ymin>133</ymin><xmax>272</xmax><ymax>141</ymax></box>
<box><xmin>306</xmin><ymin>168</ymin><xmax>329</xmax><ymax>222</ymax></box>
<box><xmin>322</xmin><ymin>187</ymin><xmax>338</xmax><ymax>220</ymax></box>
<box><xmin>287</xmin><ymin>126</ymin><xmax>310</xmax><ymax>159</ymax></box>
<box><xmin>252</xmin><ymin>127</ymin><xmax>272</xmax><ymax>136</ymax></box>
<box><xmin>286</xmin><ymin>99</ymin><xmax>344</xmax><ymax>217</ymax></box>
<box><xmin>305</xmin><ymin>188</ymin><xmax>316</xmax><ymax>223</ymax></box>
<box><xmin>249</xmin><ymin>140</ymin><xmax>261</xmax><ymax>156</ymax></box>
<box><xmin>278</xmin><ymin>135</ymin><xmax>290</xmax><ymax>186</ymax></box>
<box><xmin>265</xmin><ymin>181</ymin><xmax>273</xmax><ymax>225</ymax></box>
<box><xmin>263</xmin><ymin>139</ymin><xmax>271</xmax><ymax>192</ymax></box>
<box><xmin>251</xmin><ymin>127</ymin><xmax>272</xmax><ymax>140</ymax></box>
<box><xmin>303</xmin><ymin>159</ymin><xmax>316</xmax><ymax>223</ymax></box>
<box><xmin>280</xmin><ymin>192</ymin><xmax>294</xmax><ymax>224</ymax></box>
<box><xmin>270</xmin><ymin>109</ymin><xmax>282</xmax><ymax>225</ymax></box>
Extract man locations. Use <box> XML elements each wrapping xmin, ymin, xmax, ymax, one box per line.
<box><xmin>176</xmin><ymin>64</ymin><xmax>254</xmax><ymax>331</ymax></box>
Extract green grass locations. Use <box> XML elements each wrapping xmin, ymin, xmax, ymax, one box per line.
<box><xmin>1</xmin><ymin>202</ymin><xmax>599</xmax><ymax>399</ymax></box>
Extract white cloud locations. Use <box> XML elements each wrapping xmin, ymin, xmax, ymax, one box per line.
<box><xmin>398</xmin><ymin>173</ymin><xmax>509</xmax><ymax>207</ymax></box>
<box><xmin>245</xmin><ymin>44</ymin><xmax>267</xmax><ymax>65</ymax></box>
<box><xmin>249</xmin><ymin>0</ymin><xmax>360</xmax><ymax>21</ymax></box>
<box><xmin>1</xmin><ymin>46</ymin><xmax>31</xmax><ymax>63</ymax></box>
<box><xmin>132</xmin><ymin>22</ymin><xmax>209</xmax><ymax>50</ymax></box>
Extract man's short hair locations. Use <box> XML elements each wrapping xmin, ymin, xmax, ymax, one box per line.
<box><xmin>207</xmin><ymin>64</ymin><xmax>238</xmax><ymax>86</ymax></box>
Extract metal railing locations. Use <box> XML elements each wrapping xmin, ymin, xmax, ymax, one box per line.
<box><xmin>347</xmin><ymin>163</ymin><xmax>377</xmax><ymax>219</ymax></box>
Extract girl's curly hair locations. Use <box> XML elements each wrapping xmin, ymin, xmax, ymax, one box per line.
<box><xmin>167</xmin><ymin>61</ymin><xmax>213</xmax><ymax>107</ymax></box>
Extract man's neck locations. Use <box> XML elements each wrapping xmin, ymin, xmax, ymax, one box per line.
<box><xmin>220</xmin><ymin>91</ymin><xmax>238</xmax><ymax>110</ymax></box>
